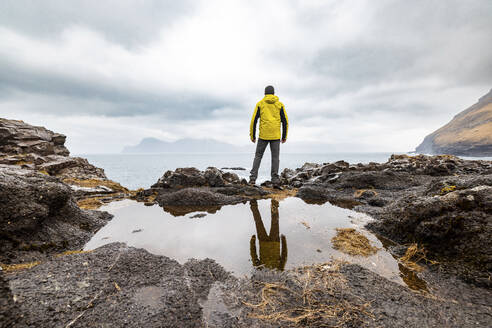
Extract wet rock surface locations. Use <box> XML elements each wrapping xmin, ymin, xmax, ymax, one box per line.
<box><xmin>0</xmin><ymin>119</ymin><xmax>118</xmax><ymax>325</ymax></box>
<box><xmin>138</xmin><ymin>167</ymin><xmax>272</xmax><ymax>214</ymax></box>
<box><xmin>0</xmin><ymin>165</ymin><xmax>112</xmax><ymax>264</ymax></box>
<box><xmin>215</xmin><ymin>263</ymin><xmax>491</xmax><ymax>328</ymax></box>
<box><xmin>6</xmin><ymin>243</ymin><xmax>230</xmax><ymax>328</ymax></box>
<box><xmin>5</xmin><ymin>244</ymin><xmax>489</xmax><ymax>328</ymax></box>
<box><xmin>288</xmin><ymin>154</ymin><xmax>492</xmax><ymax>287</ymax></box>
<box><xmin>142</xmin><ymin>154</ymin><xmax>492</xmax><ymax>287</ymax></box>
<box><xmin>368</xmin><ymin>177</ymin><xmax>492</xmax><ymax>286</ymax></box>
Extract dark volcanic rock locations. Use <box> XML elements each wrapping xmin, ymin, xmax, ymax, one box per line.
<box><xmin>204</xmin><ymin>167</ymin><xmax>225</xmax><ymax>187</ymax></box>
<box><xmin>0</xmin><ymin>118</ymin><xmax>69</xmax><ymax>156</ymax></box>
<box><xmin>152</xmin><ymin>166</ymin><xmax>241</xmax><ymax>189</ymax></box>
<box><xmin>338</xmin><ymin>264</ymin><xmax>491</xmax><ymax>328</ymax></box>
<box><xmin>214</xmin><ymin>184</ymin><xmax>270</xmax><ymax>197</ymax></box>
<box><xmin>0</xmin><ymin>118</ymin><xmax>107</xmax><ymax>181</ymax></box>
<box><xmin>37</xmin><ymin>155</ymin><xmax>105</xmax><ymax>179</ymax></box>
<box><xmin>296</xmin><ymin>184</ymin><xmax>331</xmax><ymax>201</ymax></box>
<box><xmin>368</xmin><ymin>176</ymin><xmax>492</xmax><ymax>286</ymax></box>
<box><xmin>0</xmin><ymin>118</ymin><xmax>134</xmax><ymax>204</ymax></box>
<box><xmin>222</xmin><ymin>171</ymin><xmax>240</xmax><ymax>183</ymax></box>
<box><xmin>5</xmin><ymin>243</ymin><xmax>490</xmax><ymax>328</ymax></box>
<box><xmin>333</xmin><ymin>171</ymin><xmax>420</xmax><ymax>190</ymax></box>
<box><xmin>206</xmin><ymin>262</ymin><xmax>491</xmax><ymax>328</ymax></box>
<box><xmin>287</xmin><ymin>154</ymin><xmax>492</xmax><ymax>286</ymax></box>
<box><xmin>150</xmin><ymin>167</ymin><xmax>263</xmax><ymax>210</ymax></box>
<box><xmin>0</xmin><ymin>166</ymin><xmax>112</xmax><ymax>263</ymax></box>
<box><xmin>152</xmin><ymin>167</ymin><xmax>207</xmax><ymax>188</ymax></box>
<box><xmin>0</xmin><ymin>272</ymin><xmax>22</xmax><ymax>328</ymax></box>
<box><xmin>156</xmin><ymin>188</ymin><xmax>247</xmax><ymax>207</ymax></box>
<box><xmin>6</xmin><ymin>243</ymin><xmax>231</xmax><ymax>328</ymax></box>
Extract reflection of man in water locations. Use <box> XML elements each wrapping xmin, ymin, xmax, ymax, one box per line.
<box><xmin>249</xmin><ymin>199</ymin><xmax>287</xmax><ymax>270</ymax></box>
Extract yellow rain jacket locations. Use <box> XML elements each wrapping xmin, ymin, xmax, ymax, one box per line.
<box><xmin>249</xmin><ymin>94</ymin><xmax>289</xmax><ymax>141</ymax></box>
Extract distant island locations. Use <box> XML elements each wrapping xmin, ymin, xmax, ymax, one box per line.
<box><xmin>122</xmin><ymin>137</ymin><xmax>247</xmax><ymax>153</ymax></box>
<box><xmin>416</xmin><ymin>89</ymin><xmax>492</xmax><ymax>156</ymax></box>
<box><xmin>122</xmin><ymin>137</ymin><xmax>361</xmax><ymax>154</ymax></box>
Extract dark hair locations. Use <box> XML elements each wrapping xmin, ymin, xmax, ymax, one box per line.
<box><xmin>264</xmin><ymin>85</ymin><xmax>275</xmax><ymax>95</ymax></box>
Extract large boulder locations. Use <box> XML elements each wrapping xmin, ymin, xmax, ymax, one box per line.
<box><xmin>149</xmin><ymin>167</ymin><xmax>268</xmax><ymax>211</ymax></box>
<box><xmin>0</xmin><ymin>118</ymin><xmax>69</xmax><ymax>156</ymax></box>
<box><xmin>296</xmin><ymin>184</ymin><xmax>330</xmax><ymax>201</ymax></box>
<box><xmin>0</xmin><ymin>118</ymin><xmax>132</xmax><ymax>203</ymax></box>
<box><xmin>157</xmin><ymin>188</ymin><xmax>246</xmax><ymax>207</ymax></box>
<box><xmin>152</xmin><ymin>167</ymin><xmax>207</xmax><ymax>189</ymax></box>
<box><xmin>204</xmin><ymin>167</ymin><xmax>225</xmax><ymax>187</ymax></box>
<box><xmin>0</xmin><ymin>165</ymin><xmax>111</xmax><ymax>263</ymax></box>
<box><xmin>152</xmin><ymin>167</ymin><xmax>242</xmax><ymax>189</ymax></box>
<box><xmin>37</xmin><ymin>155</ymin><xmax>105</xmax><ymax>179</ymax></box>
<box><xmin>368</xmin><ymin>176</ymin><xmax>492</xmax><ymax>287</ymax></box>
<box><xmin>332</xmin><ymin>171</ymin><xmax>420</xmax><ymax>190</ymax></box>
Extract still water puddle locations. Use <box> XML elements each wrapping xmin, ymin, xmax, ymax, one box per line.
<box><xmin>85</xmin><ymin>197</ymin><xmax>423</xmax><ymax>289</ymax></box>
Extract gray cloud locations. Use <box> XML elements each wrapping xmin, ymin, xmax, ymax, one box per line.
<box><xmin>310</xmin><ymin>45</ymin><xmax>419</xmax><ymax>90</ymax></box>
<box><xmin>368</xmin><ymin>0</ymin><xmax>492</xmax><ymax>85</ymax></box>
<box><xmin>0</xmin><ymin>0</ymin><xmax>195</xmax><ymax>47</ymax></box>
<box><xmin>0</xmin><ymin>59</ymin><xmax>232</xmax><ymax>119</ymax></box>
<box><xmin>0</xmin><ymin>0</ymin><xmax>491</xmax><ymax>153</ymax></box>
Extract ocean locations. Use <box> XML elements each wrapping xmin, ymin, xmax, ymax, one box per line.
<box><xmin>82</xmin><ymin>152</ymin><xmax>398</xmax><ymax>190</ymax></box>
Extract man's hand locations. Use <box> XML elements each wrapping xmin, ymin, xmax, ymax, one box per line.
<box><xmin>282</xmin><ymin>139</ymin><xmax>286</xmax><ymax>144</ymax></box>
<box><xmin>251</xmin><ymin>139</ymin><xmax>256</xmax><ymax>143</ymax></box>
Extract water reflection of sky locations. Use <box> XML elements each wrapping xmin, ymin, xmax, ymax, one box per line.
<box><xmin>85</xmin><ymin>198</ymin><xmax>405</xmax><ymax>286</ymax></box>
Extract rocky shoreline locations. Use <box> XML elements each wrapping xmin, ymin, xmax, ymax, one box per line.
<box><xmin>133</xmin><ymin>154</ymin><xmax>492</xmax><ymax>286</ymax></box>
<box><xmin>1</xmin><ymin>118</ymin><xmax>491</xmax><ymax>327</ymax></box>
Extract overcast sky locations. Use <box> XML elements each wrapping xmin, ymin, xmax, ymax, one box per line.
<box><xmin>1</xmin><ymin>0</ymin><xmax>491</xmax><ymax>154</ymax></box>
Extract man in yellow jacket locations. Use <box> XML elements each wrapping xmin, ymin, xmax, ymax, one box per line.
<box><xmin>249</xmin><ymin>85</ymin><xmax>289</xmax><ymax>187</ymax></box>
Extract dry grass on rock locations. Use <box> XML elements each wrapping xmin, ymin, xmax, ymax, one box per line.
<box><xmin>0</xmin><ymin>261</ymin><xmax>41</xmax><ymax>273</ymax></box>
<box><xmin>56</xmin><ymin>250</ymin><xmax>93</xmax><ymax>257</ymax></box>
<box><xmin>243</xmin><ymin>262</ymin><xmax>374</xmax><ymax>327</ymax></box>
<box><xmin>0</xmin><ymin>250</ymin><xmax>95</xmax><ymax>274</ymax></box>
<box><xmin>353</xmin><ymin>189</ymin><xmax>378</xmax><ymax>198</ymax></box>
<box><xmin>400</xmin><ymin>243</ymin><xmax>438</xmax><ymax>272</ymax></box>
<box><xmin>331</xmin><ymin>228</ymin><xmax>379</xmax><ymax>256</ymax></box>
<box><xmin>77</xmin><ymin>197</ymin><xmax>105</xmax><ymax>209</ymax></box>
<box><xmin>440</xmin><ymin>185</ymin><xmax>457</xmax><ymax>195</ymax></box>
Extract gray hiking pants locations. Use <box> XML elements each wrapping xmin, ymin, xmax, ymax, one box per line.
<box><xmin>250</xmin><ymin>139</ymin><xmax>280</xmax><ymax>183</ymax></box>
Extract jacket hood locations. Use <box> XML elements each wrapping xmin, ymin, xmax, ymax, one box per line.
<box><xmin>263</xmin><ymin>94</ymin><xmax>279</xmax><ymax>104</ymax></box>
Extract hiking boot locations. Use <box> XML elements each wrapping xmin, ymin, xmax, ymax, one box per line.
<box><xmin>273</xmin><ymin>184</ymin><xmax>283</xmax><ymax>190</ymax></box>
<box><xmin>272</xmin><ymin>179</ymin><xmax>282</xmax><ymax>189</ymax></box>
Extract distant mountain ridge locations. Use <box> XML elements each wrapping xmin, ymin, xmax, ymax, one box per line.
<box><xmin>122</xmin><ymin>137</ymin><xmax>246</xmax><ymax>153</ymax></box>
<box><xmin>416</xmin><ymin>89</ymin><xmax>492</xmax><ymax>156</ymax></box>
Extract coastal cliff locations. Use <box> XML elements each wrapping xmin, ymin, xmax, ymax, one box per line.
<box><xmin>416</xmin><ymin>89</ymin><xmax>492</xmax><ymax>156</ymax></box>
